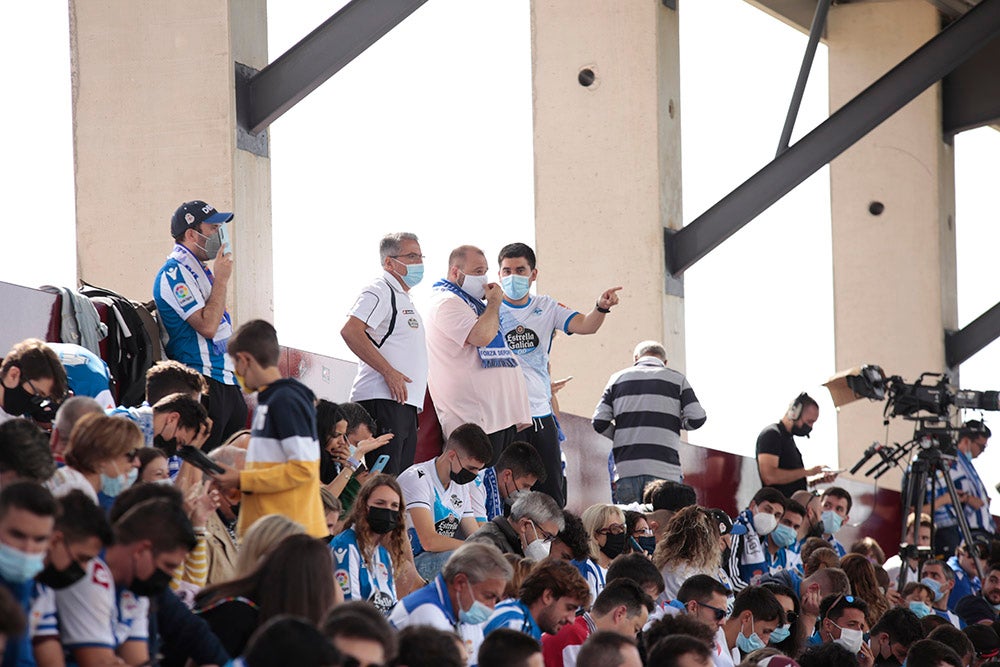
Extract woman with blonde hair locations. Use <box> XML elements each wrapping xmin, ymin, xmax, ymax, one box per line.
<box><xmin>653</xmin><ymin>505</ymin><xmax>722</xmax><ymax>601</ymax></box>
<box><xmin>579</xmin><ymin>503</ymin><xmax>627</xmax><ymax>602</ymax></box>
<box><xmin>840</xmin><ymin>552</ymin><xmax>890</xmax><ymax>626</ymax></box>
<box><xmin>47</xmin><ymin>413</ymin><xmax>142</xmax><ymax>507</ymax></box>
<box><xmin>235</xmin><ymin>514</ymin><xmax>306</xmax><ymax>577</ymax></box>
<box><xmin>330</xmin><ymin>474</ymin><xmax>409</xmax><ymax>615</ymax></box>
<box><xmin>502</xmin><ymin>553</ymin><xmax>536</xmax><ymax>600</ymax></box>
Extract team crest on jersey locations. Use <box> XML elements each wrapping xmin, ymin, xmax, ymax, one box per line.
<box><xmin>505</xmin><ymin>325</ymin><xmax>539</xmax><ymax>355</ymax></box>
<box><xmin>166</xmin><ymin>267</ymin><xmax>178</xmax><ymax>280</ymax></box>
<box><xmin>91</xmin><ymin>561</ymin><xmax>111</xmax><ymax>589</ymax></box>
<box><xmin>408</xmin><ymin>318</ymin><xmax>419</xmax><ymax>329</ymax></box>
<box><xmin>335</xmin><ymin>570</ymin><xmax>349</xmax><ymax>589</ymax></box>
<box><xmin>173</xmin><ymin>283</ymin><xmax>196</xmax><ymax>309</ymax></box>
<box><xmin>451</xmin><ymin>494</ymin><xmax>463</xmax><ymax>508</ymax></box>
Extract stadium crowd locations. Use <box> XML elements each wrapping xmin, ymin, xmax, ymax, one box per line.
<box><xmin>0</xmin><ymin>219</ymin><xmax>997</xmax><ymax>667</ymax></box>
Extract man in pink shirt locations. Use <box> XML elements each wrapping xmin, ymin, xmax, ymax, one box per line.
<box><xmin>426</xmin><ymin>245</ymin><xmax>531</xmax><ymax>461</ymax></box>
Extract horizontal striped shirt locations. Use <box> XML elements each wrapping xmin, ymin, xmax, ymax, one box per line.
<box><xmin>592</xmin><ymin>357</ymin><xmax>706</xmax><ymax>481</ymax></box>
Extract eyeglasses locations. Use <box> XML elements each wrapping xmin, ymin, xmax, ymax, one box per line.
<box><xmin>24</xmin><ymin>378</ymin><xmax>50</xmax><ymax>400</ymax></box>
<box><xmin>125</xmin><ymin>449</ymin><xmax>140</xmax><ymax>462</ymax></box>
<box><xmin>785</xmin><ymin>611</ymin><xmax>799</xmax><ymax>625</ymax></box>
<box><xmin>632</xmin><ymin>528</ymin><xmax>654</xmax><ymax>537</ymax></box>
<box><xmin>698</xmin><ymin>601</ymin><xmax>728</xmax><ymax>622</ymax></box>
<box><xmin>596</xmin><ymin>523</ymin><xmax>626</xmax><ymax>536</ymax></box>
<box><xmin>390</xmin><ymin>253</ymin><xmax>425</xmax><ymax>262</ymax></box>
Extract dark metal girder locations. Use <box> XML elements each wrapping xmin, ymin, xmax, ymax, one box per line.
<box><xmin>238</xmin><ymin>0</ymin><xmax>429</xmax><ymax>135</ymax></box>
<box><xmin>776</xmin><ymin>0</ymin><xmax>831</xmax><ymax>157</ymax></box>
<box><xmin>943</xmin><ymin>34</ymin><xmax>1000</xmax><ymax>135</ymax></box>
<box><xmin>946</xmin><ymin>301</ymin><xmax>1000</xmax><ymax>367</ymax></box>
<box><xmin>665</xmin><ymin>0</ymin><xmax>1000</xmax><ymax>276</ymax></box>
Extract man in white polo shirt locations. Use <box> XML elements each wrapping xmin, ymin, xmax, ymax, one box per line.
<box><xmin>341</xmin><ymin>232</ymin><xmax>429</xmax><ymax>475</ymax></box>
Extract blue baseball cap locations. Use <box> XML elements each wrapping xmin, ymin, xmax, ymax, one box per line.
<box><xmin>171</xmin><ymin>200</ymin><xmax>233</xmax><ymax>237</ymax></box>
<box><xmin>710</xmin><ymin>508</ymin><xmax>748</xmax><ymax>536</ymax></box>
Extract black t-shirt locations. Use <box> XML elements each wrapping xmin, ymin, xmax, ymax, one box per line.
<box><xmin>755</xmin><ymin>422</ymin><xmax>806</xmax><ymax>497</ymax></box>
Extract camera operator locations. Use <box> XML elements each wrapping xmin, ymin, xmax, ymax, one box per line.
<box><xmin>755</xmin><ymin>393</ymin><xmax>837</xmax><ymax>498</ymax></box>
<box><xmin>928</xmin><ymin>420</ymin><xmax>994</xmax><ymax>557</ymax></box>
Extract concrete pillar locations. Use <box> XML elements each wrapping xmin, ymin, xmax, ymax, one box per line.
<box><xmin>530</xmin><ymin>0</ymin><xmax>684</xmax><ymax>421</ymax></box>
<box><xmin>70</xmin><ymin>0</ymin><xmax>272</xmax><ymax>324</ymax></box>
<box><xmin>828</xmin><ymin>1</ymin><xmax>957</xmax><ymax>489</ymax></box>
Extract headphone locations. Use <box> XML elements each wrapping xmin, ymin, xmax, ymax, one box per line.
<box><xmin>786</xmin><ymin>393</ymin><xmax>810</xmax><ymax>421</ymax></box>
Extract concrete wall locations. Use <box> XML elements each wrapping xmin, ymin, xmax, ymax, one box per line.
<box><xmin>529</xmin><ymin>1</ymin><xmax>684</xmax><ymax>423</ymax></box>
<box><xmin>70</xmin><ymin>0</ymin><xmax>272</xmax><ymax>324</ymax></box>
<box><xmin>827</xmin><ymin>1</ymin><xmax>958</xmax><ymax>489</ymax></box>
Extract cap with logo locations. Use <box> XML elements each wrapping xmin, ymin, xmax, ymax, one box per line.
<box><xmin>171</xmin><ymin>200</ymin><xmax>234</xmax><ymax>237</ymax></box>
<box><xmin>709</xmin><ymin>508</ymin><xmax>748</xmax><ymax>536</ymax></box>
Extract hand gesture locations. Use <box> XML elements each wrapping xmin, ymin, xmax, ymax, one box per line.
<box><xmin>185</xmin><ymin>480</ymin><xmax>220</xmax><ymax>528</ymax></box>
<box><xmin>857</xmin><ymin>638</ymin><xmax>875</xmax><ymax>667</ymax></box>
<box><xmin>357</xmin><ymin>433</ymin><xmax>394</xmax><ymax>458</ymax></box>
<box><xmin>806</xmin><ymin>465</ymin><xmax>825</xmax><ymax>477</ymax></box>
<box><xmin>483</xmin><ymin>282</ymin><xmax>503</xmax><ymax>304</ymax></box>
<box><xmin>382</xmin><ymin>367</ymin><xmax>412</xmax><ymax>404</ymax></box>
<box><xmin>329</xmin><ymin>439</ymin><xmax>352</xmax><ymax>464</ymax></box>
<box><xmin>801</xmin><ymin>583</ymin><xmax>822</xmax><ymax>616</ymax></box>
<box><xmin>597</xmin><ymin>287</ymin><xmax>623</xmax><ymax>311</ymax></box>
<box><xmin>213</xmin><ymin>246</ymin><xmax>234</xmax><ymax>283</ymax></box>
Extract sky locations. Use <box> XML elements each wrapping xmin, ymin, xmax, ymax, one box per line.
<box><xmin>3</xmin><ymin>1</ymin><xmax>1000</xmax><ymax>508</ymax></box>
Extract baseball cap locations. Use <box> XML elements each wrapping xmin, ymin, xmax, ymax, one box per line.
<box><xmin>709</xmin><ymin>508</ymin><xmax>748</xmax><ymax>536</ymax></box>
<box><xmin>964</xmin><ymin>624</ymin><xmax>1000</xmax><ymax>660</ymax></box>
<box><xmin>171</xmin><ymin>200</ymin><xmax>233</xmax><ymax>237</ymax></box>
<box><xmin>956</xmin><ymin>595</ymin><xmax>998</xmax><ymax>626</ymax></box>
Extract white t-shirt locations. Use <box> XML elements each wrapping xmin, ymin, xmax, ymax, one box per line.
<box><xmin>348</xmin><ymin>272</ymin><xmax>428</xmax><ymax>410</ymax></box>
<box><xmin>46</xmin><ymin>466</ymin><xmax>98</xmax><ymax>502</ymax></box>
<box><xmin>498</xmin><ymin>295</ymin><xmax>578</xmax><ymax>417</ymax></box>
<box><xmin>397</xmin><ymin>459</ymin><xmax>474</xmax><ymax>554</ymax></box>
<box><xmin>424</xmin><ymin>290</ymin><xmax>530</xmax><ymax>436</ymax></box>
<box><xmin>54</xmin><ymin>558</ymin><xmax>149</xmax><ymax>651</ymax></box>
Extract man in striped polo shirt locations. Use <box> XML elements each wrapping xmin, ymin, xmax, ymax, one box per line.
<box><xmin>591</xmin><ymin>341</ymin><xmax>706</xmax><ymax>505</ymax></box>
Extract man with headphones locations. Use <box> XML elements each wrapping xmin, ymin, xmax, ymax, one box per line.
<box><xmin>929</xmin><ymin>419</ymin><xmax>994</xmax><ymax>557</ymax></box>
<box><xmin>755</xmin><ymin>393</ymin><xmax>837</xmax><ymax>498</ymax></box>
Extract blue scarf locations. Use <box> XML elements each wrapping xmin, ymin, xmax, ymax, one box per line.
<box><xmin>433</xmin><ymin>280</ymin><xmax>517</xmax><ymax>368</ymax></box>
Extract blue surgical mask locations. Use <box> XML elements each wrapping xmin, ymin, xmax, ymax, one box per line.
<box><xmin>920</xmin><ymin>577</ymin><xmax>944</xmax><ymax>602</ymax></box>
<box><xmin>397</xmin><ymin>262</ymin><xmax>423</xmax><ymax>288</ymax></box>
<box><xmin>821</xmin><ymin>510</ymin><xmax>843</xmax><ymax>535</ymax></box>
<box><xmin>770</xmin><ymin>523</ymin><xmax>798</xmax><ymax>549</ymax></box>
<box><xmin>0</xmin><ymin>542</ymin><xmax>46</xmax><ymax>584</ymax></box>
<box><xmin>101</xmin><ymin>467</ymin><xmax>138</xmax><ymax>498</ymax></box>
<box><xmin>501</xmin><ymin>275</ymin><xmax>530</xmax><ymax>301</ymax></box>
<box><xmin>736</xmin><ymin>617</ymin><xmax>767</xmax><ymax>653</ymax></box>
<box><xmin>769</xmin><ymin>624</ymin><xmax>791</xmax><ymax>644</ymax></box>
<box><xmin>458</xmin><ymin>584</ymin><xmax>492</xmax><ymax>625</ymax></box>
<box><xmin>908</xmin><ymin>600</ymin><xmax>932</xmax><ymax>618</ymax></box>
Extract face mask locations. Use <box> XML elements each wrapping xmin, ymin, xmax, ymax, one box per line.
<box><xmin>367</xmin><ymin>506</ymin><xmax>399</xmax><ymax>535</ymax></box>
<box><xmin>192</xmin><ymin>228</ymin><xmax>224</xmax><ymax>259</ymax></box>
<box><xmin>36</xmin><ymin>559</ymin><xmax>86</xmax><ymax>589</ymax></box>
<box><xmin>908</xmin><ymin>601</ymin><xmax>932</xmax><ymax>618</ymax></box>
<box><xmin>505</xmin><ymin>488</ymin><xmax>529</xmax><ymax>506</ymax></box>
<box><xmin>769</xmin><ymin>624</ymin><xmax>791</xmax><ymax>644</ymax></box>
<box><xmin>600</xmin><ymin>532</ymin><xmax>627</xmax><ymax>560</ymax></box>
<box><xmin>153</xmin><ymin>434</ymin><xmax>179</xmax><ymax>457</ymax></box>
<box><xmin>821</xmin><ymin>510</ymin><xmax>843</xmax><ymax>535</ymax></box>
<box><xmin>393</xmin><ymin>259</ymin><xmax>423</xmax><ymax>288</ymax></box>
<box><xmin>635</xmin><ymin>535</ymin><xmax>657</xmax><ymax>556</ymax></box>
<box><xmin>501</xmin><ymin>275</ymin><xmax>530</xmax><ymax>301</ymax></box>
<box><xmin>522</xmin><ymin>521</ymin><xmax>551</xmax><ymax>560</ymax></box>
<box><xmin>920</xmin><ymin>577</ymin><xmax>944</xmax><ymax>602</ymax></box>
<box><xmin>770</xmin><ymin>523</ymin><xmax>797</xmax><ymax>548</ymax></box>
<box><xmin>459</xmin><ymin>273</ymin><xmax>489</xmax><ymax>300</ymax></box>
<box><xmin>458</xmin><ymin>583</ymin><xmax>493</xmax><ymax>625</ymax></box>
<box><xmin>153</xmin><ymin>478</ymin><xmax>174</xmax><ymax>486</ymax></box>
<box><xmin>450</xmin><ymin>456</ymin><xmax>477</xmax><ymax>485</ymax></box>
<box><xmin>101</xmin><ymin>467</ymin><xmax>138</xmax><ymax>498</ymax></box>
<box><xmin>2</xmin><ymin>378</ymin><xmax>34</xmax><ymax>416</ymax></box>
<box><xmin>736</xmin><ymin>617</ymin><xmax>767</xmax><ymax>653</ymax></box>
<box><xmin>753</xmin><ymin>511</ymin><xmax>778</xmax><ymax>536</ymax></box>
<box><xmin>130</xmin><ymin>565</ymin><xmax>173</xmax><ymax>597</ymax></box>
<box><xmin>0</xmin><ymin>542</ymin><xmax>46</xmax><ymax>583</ymax></box>
<box><xmin>791</xmin><ymin>422</ymin><xmax>812</xmax><ymax>437</ymax></box>
<box><xmin>832</xmin><ymin>623</ymin><xmax>865</xmax><ymax>654</ymax></box>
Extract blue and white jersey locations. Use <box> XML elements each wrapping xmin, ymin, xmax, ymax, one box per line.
<box><xmin>498</xmin><ymin>295</ymin><xmax>578</xmax><ymax>418</ymax></box>
<box><xmin>484</xmin><ymin>599</ymin><xmax>541</xmax><ymax>640</ymax></box>
<box><xmin>398</xmin><ymin>459</ymin><xmax>474</xmax><ymax>556</ymax></box>
<box><xmin>30</xmin><ymin>582</ymin><xmax>59</xmax><ymax>640</ymax></box>
<box><xmin>763</xmin><ymin>539</ymin><xmax>803</xmax><ymax>576</ymax></box>
<box><xmin>153</xmin><ymin>244</ymin><xmax>235</xmax><ymax>385</ymax></box>
<box><xmin>930</xmin><ymin>451</ymin><xmax>994</xmax><ymax>533</ymax></box>
<box><xmin>574</xmin><ymin>558</ymin><xmax>607</xmax><ymax>605</ymax></box>
<box><xmin>331</xmin><ymin>527</ymin><xmax>397</xmax><ymax>616</ymax></box>
<box><xmin>54</xmin><ymin>558</ymin><xmax>149</xmax><ymax>654</ymax></box>
<box><xmin>825</xmin><ymin>534</ymin><xmax>846</xmax><ymax>558</ymax></box>
<box><xmin>49</xmin><ymin>343</ymin><xmax>115</xmax><ymax>408</ymax></box>
<box><xmin>470</xmin><ymin>467</ymin><xmax>502</xmax><ymax>523</ymax></box>
<box><xmin>389</xmin><ymin>574</ymin><xmax>484</xmax><ymax>666</ymax></box>
<box><xmin>107</xmin><ymin>404</ymin><xmax>181</xmax><ymax>479</ymax></box>
<box><xmin>947</xmin><ymin>555</ymin><xmax>980</xmax><ymax>611</ymax></box>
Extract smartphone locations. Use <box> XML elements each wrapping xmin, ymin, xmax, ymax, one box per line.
<box><xmin>177</xmin><ymin>445</ymin><xmax>225</xmax><ymax>475</ymax></box>
<box><xmin>554</xmin><ymin>376</ymin><xmax>574</xmax><ymax>384</ymax></box>
<box><xmin>370</xmin><ymin>454</ymin><xmax>390</xmax><ymax>474</ymax></box>
<box><xmin>218</xmin><ymin>224</ymin><xmax>231</xmax><ymax>254</ymax></box>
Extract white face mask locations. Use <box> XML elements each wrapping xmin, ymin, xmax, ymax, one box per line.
<box><xmin>522</xmin><ymin>520</ymin><xmax>551</xmax><ymax>560</ymax></box>
<box><xmin>753</xmin><ymin>511</ymin><xmax>778</xmax><ymax>536</ymax></box>
<box><xmin>833</xmin><ymin>624</ymin><xmax>864</xmax><ymax>654</ymax></box>
<box><xmin>460</xmin><ymin>273</ymin><xmax>489</xmax><ymax>300</ymax></box>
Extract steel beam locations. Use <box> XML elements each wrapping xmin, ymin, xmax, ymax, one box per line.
<box><xmin>946</xmin><ymin>301</ymin><xmax>1000</xmax><ymax>367</ymax></box>
<box><xmin>776</xmin><ymin>0</ymin><xmax>831</xmax><ymax>157</ymax></box>
<box><xmin>943</xmin><ymin>34</ymin><xmax>1000</xmax><ymax>135</ymax></box>
<box><xmin>238</xmin><ymin>0</ymin><xmax>429</xmax><ymax>135</ymax></box>
<box><xmin>665</xmin><ymin>0</ymin><xmax>1000</xmax><ymax>276</ymax></box>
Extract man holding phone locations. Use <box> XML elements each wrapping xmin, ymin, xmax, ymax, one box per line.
<box><xmin>153</xmin><ymin>200</ymin><xmax>246</xmax><ymax>452</ymax></box>
<box><xmin>211</xmin><ymin>320</ymin><xmax>327</xmax><ymax>538</ymax></box>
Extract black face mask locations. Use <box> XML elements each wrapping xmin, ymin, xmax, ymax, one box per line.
<box><xmin>791</xmin><ymin>423</ymin><xmax>812</xmax><ymax>437</ymax></box>
<box><xmin>153</xmin><ymin>434</ymin><xmax>179</xmax><ymax>457</ymax></box>
<box><xmin>450</xmin><ymin>461</ymin><xmax>477</xmax><ymax>486</ymax></box>
<box><xmin>129</xmin><ymin>567</ymin><xmax>173</xmax><ymax>598</ymax></box>
<box><xmin>635</xmin><ymin>536</ymin><xmax>656</xmax><ymax>557</ymax></box>
<box><xmin>367</xmin><ymin>506</ymin><xmax>399</xmax><ymax>535</ymax></box>
<box><xmin>2</xmin><ymin>381</ymin><xmax>34</xmax><ymax>416</ymax></box>
<box><xmin>36</xmin><ymin>560</ymin><xmax>87</xmax><ymax>590</ymax></box>
<box><xmin>807</xmin><ymin>520</ymin><xmax>824</xmax><ymax>539</ymax></box>
<box><xmin>600</xmin><ymin>532</ymin><xmax>627</xmax><ymax>560</ymax></box>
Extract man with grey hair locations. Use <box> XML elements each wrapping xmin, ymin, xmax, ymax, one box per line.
<box><xmin>50</xmin><ymin>396</ymin><xmax>103</xmax><ymax>462</ymax></box>
<box><xmin>468</xmin><ymin>490</ymin><xmax>564</xmax><ymax>558</ymax></box>
<box><xmin>591</xmin><ymin>340</ymin><xmax>706</xmax><ymax>504</ymax></box>
<box><xmin>390</xmin><ymin>542</ymin><xmax>512</xmax><ymax>664</ymax></box>
<box><xmin>341</xmin><ymin>232</ymin><xmax>428</xmax><ymax>474</ymax></box>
